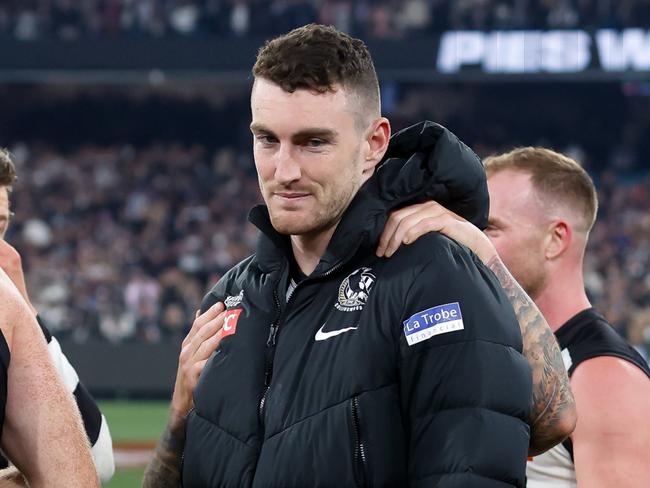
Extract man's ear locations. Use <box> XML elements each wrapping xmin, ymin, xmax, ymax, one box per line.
<box><xmin>362</xmin><ymin>117</ymin><xmax>391</xmax><ymax>177</ymax></box>
<box><xmin>545</xmin><ymin>220</ymin><xmax>572</xmax><ymax>260</ymax></box>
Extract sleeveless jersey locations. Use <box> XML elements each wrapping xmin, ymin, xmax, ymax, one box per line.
<box><xmin>526</xmin><ymin>308</ymin><xmax>650</xmax><ymax>487</ymax></box>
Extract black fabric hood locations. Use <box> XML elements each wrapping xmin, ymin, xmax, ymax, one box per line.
<box><xmin>374</xmin><ymin>120</ymin><xmax>488</xmax><ymax>228</ymax></box>
<box><xmin>249</xmin><ymin>121</ymin><xmax>489</xmax><ymax>273</ymax></box>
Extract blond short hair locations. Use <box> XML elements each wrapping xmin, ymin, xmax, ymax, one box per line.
<box><xmin>484</xmin><ymin>147</ymin><xmax>598</xmax><ymax>233</ymax></box>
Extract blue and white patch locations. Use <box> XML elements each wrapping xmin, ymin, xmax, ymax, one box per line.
<box><xmin>403</xmin><ymin>302</ymin><xmax>464</xmax><ymax>346</ymax></box>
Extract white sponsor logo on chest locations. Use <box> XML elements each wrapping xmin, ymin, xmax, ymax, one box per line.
<box><xmin>224</xmin><ymin>290</ymin><xmax>244</xmax><ymax>308</ymax></box>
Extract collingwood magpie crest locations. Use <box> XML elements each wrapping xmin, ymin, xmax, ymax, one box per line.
<box><xmin>335</xmin><ymin>267</ymin><xmax>376</xmax><ymax>312</ymax></box>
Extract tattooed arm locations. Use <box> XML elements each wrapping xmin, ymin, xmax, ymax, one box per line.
<box><xmin>484</xmin><ymin>254</ymin><xmax>576</xmax><ymax>455</ymax></box>
<box><xmin>143</xmin><ymin>302</ymin><xmax>227</xmax><ymax>487</ymax></box>
<box><xmin>142</xmin><ymin>412</ymin><xmax>186</xmax><ymax>488</ymax></box>
<box><xmin>377</xmin><ymin>201</ymin><xmax>577</xmax><ymax>455</ymax></box>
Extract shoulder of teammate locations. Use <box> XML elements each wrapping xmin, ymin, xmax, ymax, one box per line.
<box><xmin>571</xmin><ymin>355</ymin><xmax>650</xmax><ymax>428</ymax></box>
<box><xmin>569</xmin><ymin>356</ymin><xmax>650</xmax><ymax>482</ymax></box>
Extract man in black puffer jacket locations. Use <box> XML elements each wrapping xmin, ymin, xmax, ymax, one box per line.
<box><xmin>145</xmin><ymin>24</ymin><xmax>533</xmax><ymax>487</ymax></box>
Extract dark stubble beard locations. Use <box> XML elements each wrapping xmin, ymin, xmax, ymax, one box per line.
<box><xmin>265</xmin><ymin>147</ymin><xmax>363</xmax><ymax>237</ymax></box>
<box><xmin>303</xmin><ymin>172</ymin><xmax>360</xmax><ymax>238</ymax></box>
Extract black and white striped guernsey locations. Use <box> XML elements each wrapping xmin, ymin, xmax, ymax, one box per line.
<box><xmin>556</xmin><ymin>308</ymin><xmax>650</xmax><ymax>380</ymax></box>
<box><xmin>527</xmin><ymin>307</ymin><xmax>650</xmax><ymax>487</ymax></box>
<box><xmin>0</xmin><ymin>315</ymin><xmax>115</xmax><ymax>482</ymax></box>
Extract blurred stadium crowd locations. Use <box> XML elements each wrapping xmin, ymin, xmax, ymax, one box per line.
<box><xmin>1</xmin><ymin>0</ymin><xmax>650</xmax><ymax>40</ymax></box>
<box><xmin>3</xmin><ymin>82</ymin><xmax>649</xmax><ymax>361</ymax></box>
<box><xmin>8</xmin><ymin>142</ymin><xmax>262</xmax><ymax>344</ymax></box>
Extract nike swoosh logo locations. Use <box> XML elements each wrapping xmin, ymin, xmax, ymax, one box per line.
<box><xmin>314</xmin><ymin>324</ymin><xmax>358</xmax><ymax>341</ymax></box>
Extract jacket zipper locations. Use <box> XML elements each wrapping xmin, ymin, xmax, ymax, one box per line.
<box><xmin>257</xmin><ymin>238</ymin><xmax>366</xmax><ymax>429</ymax></box>
<box><xmin>351</xmin><ymin>396</ymin><xmax>367</xmax><ymax>488</ymax></box>
<box><xmin>258</xmin><ymin>288</ymin><xmax>283</xmax><ymax>424</ymax></box>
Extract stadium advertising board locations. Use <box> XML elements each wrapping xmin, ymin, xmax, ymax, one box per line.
<box><xmin>436</xmin><ymin>29</ymin><xmax>650</xmax><ymax>76</ymax></box>
<box><xmin>0</xmin><ymin>29</ymin><xmax>648</xmax><ymax>82</ymax></box>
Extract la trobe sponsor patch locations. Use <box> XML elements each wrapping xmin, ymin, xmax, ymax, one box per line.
<box><xmin>403</xmin><ymin>302</ymin><xmax>464</xmax><ymax>346</ymax></box>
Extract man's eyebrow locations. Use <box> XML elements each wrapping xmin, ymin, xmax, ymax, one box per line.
<box><xmin>249</xmin><ymin>124</ymin><xmax>338</xmax><ymax>141</ymax></box>
<box><xmin>250</xmin><ymin>123</ymin><xmax>273</xmax><ymax>134</ymax></box>
<box><xmin>291</xmin><ymin>128</ymin><xmax>338</xmax><ymax>141</ymax></box>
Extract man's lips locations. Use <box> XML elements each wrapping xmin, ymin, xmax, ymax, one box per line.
<box><xmin>274</xmin><ymin>192</ymin><xmax>311</xmax><ymax>199</ymax></box>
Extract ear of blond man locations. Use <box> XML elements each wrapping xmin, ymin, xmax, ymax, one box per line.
<box><xmin>0</xmin><ymin>271</ymin><xmax>98</xmax><ymax>488</ymax></box>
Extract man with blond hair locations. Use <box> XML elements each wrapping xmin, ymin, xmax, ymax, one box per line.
<box><xmin>0</xmin><ymin>149</ymin><xmax>114</xmax><ymax>483</ymax></box>
<box><xmin>380</xmin><ymin>146</ymin><xmax>650</xmax><ymax>487</ymax></box>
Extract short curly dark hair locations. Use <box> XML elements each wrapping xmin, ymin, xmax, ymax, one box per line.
<box><xmin>0</xmin><ymin>149</ymin><xmax>17</xmax><ymax>189</ymax></box>
<box><xmin>252</xmin><ymin>24</ymin><xmax>380</xmax><ymax>124</ymax></box>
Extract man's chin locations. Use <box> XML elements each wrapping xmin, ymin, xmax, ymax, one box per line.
<box><xmin>269</xmin><ymin>212</ymin><xmax>320</xmax><ymax>236</ymax></box>
<box><xmin>271</xmin><ymin>220</ymin><xmax>316</xmax><ymax>236</ymax></box>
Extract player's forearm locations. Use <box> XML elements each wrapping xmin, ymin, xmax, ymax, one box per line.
<box><xmin>5</xmin><ymin>374</ymin><xmax>100</xmax><ymax>487</ymax></box>
<box><xmin>42</xmin><ymin>328</ymin><xmax>116</xmax><ymax>482</ymax></box>
<box><xmin>2</xmin><ymin>290</ymin><xmax>99</xmax><ymax>487</ymax></box>
<box><xmin>143</xmin><ymin>411</ymin><xmax>187</xmax><ymax>488</ymax></box>
<box><xmin>485</xmin><ymin>255</ymin><xmax>577</xmax><ymax>455</ymax></box>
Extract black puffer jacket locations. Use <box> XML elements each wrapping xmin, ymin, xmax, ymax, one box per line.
<box><xmin>182</xmin><ymin>122</ymin><xmax>532</xmax><ymax>487</ymax></box>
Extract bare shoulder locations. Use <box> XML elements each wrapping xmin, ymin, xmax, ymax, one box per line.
<box><xmin>572</xmin><ymin>355</ymin><xmax>650</xmax><ymax>392</ymax></box>
<box><xmin>569</xmin><ymin>355</ymin><xmax>650</xmax><ymax>485</ymax></box>
<box><xmin>571</xmin><ymin>356</ymin><xmax>650</xmax><ymax>432</ymax></box>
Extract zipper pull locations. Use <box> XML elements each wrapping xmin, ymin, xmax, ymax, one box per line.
<box><xmin>267</xmin><ymin>323</ymin><xmax>278</xmax><ymax>347</ymax></box>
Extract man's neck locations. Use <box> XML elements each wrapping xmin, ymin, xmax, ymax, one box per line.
<box><xmin>534</xmin><ymin>266</ymin><xmax>591</xmax><ymax>332</ymax></box>
<box><xmin>290</xmin><ymin>225</ymin><xmax>338</xmax><ymax>276</ymax></box>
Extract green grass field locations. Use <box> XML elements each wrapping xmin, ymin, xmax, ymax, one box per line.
<box><xmin>99</xmin><ymin>400</ymin><xmax>170</xmax><ymax>488</ymax></box>
<box><xmin>100</xmin><ymin>400</ymin><xmax>170</xmax><ymax>443</ymax></box>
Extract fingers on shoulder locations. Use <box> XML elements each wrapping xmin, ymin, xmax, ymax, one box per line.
<box><xmin>183</xmin><ymin>302</ymin><xmax>225</xmax><ymax>345</ymax></box>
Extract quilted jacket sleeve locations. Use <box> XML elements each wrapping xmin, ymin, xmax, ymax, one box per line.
<box><xmin>398</xmin><ymin>239</ymin><xmax>532</xmax><ymax>487</ymax></box>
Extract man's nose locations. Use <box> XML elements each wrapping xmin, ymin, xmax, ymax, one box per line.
<box><xmin>273</xmin><ymin>145</ymin><xmax>301</xmax><ymax>185</ymax></box>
